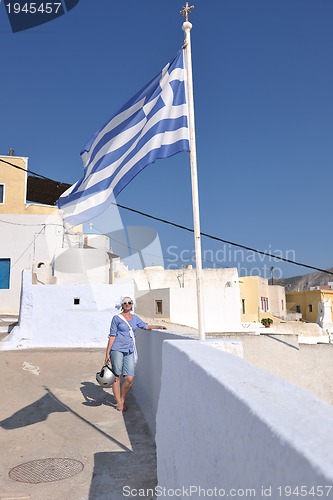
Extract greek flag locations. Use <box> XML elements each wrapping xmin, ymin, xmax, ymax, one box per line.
<box><xmin>57</xmin><ymin>49</ymin><xmax>189</xmax><ymax>226</ymax></box>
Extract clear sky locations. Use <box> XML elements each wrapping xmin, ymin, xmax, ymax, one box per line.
<box><xmin>1</xmin><ymin>0</ymin><xmax>333</xmax><ymax>279</ymax></box>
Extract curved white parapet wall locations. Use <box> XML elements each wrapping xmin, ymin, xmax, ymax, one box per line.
<box><xmin>134</xmin><ymin>328</ymin><xmax>193</xmax><ymax>436</ymax></box>
<box><xmin>156</xmin><ymin>340</ymin><xmax>333</xmax><ymax>495</ymax></box>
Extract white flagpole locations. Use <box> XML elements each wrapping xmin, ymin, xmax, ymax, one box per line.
<box><xmin>182</xmin><ymin>5</ymin><xmax>205</xmax><ymax>341</ymax></box>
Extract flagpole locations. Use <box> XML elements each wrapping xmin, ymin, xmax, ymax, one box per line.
<box><xmin>181</xmin><ymin>5</ymin><xmax>205</xmax><ymax>341</ymax></box>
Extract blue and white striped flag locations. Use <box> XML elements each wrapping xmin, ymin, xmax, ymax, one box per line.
<box><xmin>57</xmin><ymin>49</ymin><xmax>189</xmax><ymax>226</ymax></box>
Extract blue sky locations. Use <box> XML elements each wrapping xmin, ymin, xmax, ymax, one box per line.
<box><xmin>1</xmin><ymin>0</ymin><xmax>333</xmax><ymax>278</ymax></box>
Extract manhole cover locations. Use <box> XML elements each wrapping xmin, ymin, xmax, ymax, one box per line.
<box><xmin>9</xmin><ymin>458</ymin><xmax>84</xmax><ymax>483</ymax></box>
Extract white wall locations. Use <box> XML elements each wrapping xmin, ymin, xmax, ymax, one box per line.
<box><xmin>134</xmin><ymin>267</ymin><xmax>242</xmax><ymax>332</ymax></box>
<box><xmin>133</xmin><ymin>328</ymin><xmax>192</xmax><ymax>435</ymax></box>
<box><xmin>0</xmin><ymin>213</ymin><xmax>63</xmax><ymax>313</ymax></box>
<box><xmin>83</xmin><ymin>233</ymin><xmax>110</xmax><ymax>250</ymax></box>
<box><xmin>156</xmin><ymin>340</ymin><xmax>333</xmax><ymax>495</ymax></box>
<box><xmin>169</xmin><ymin>285</ymin><xmax>241</xmax><ymax>332</ymax></box>
<box><xmin>54</xmin><ymin>248</ymin><xmax>110</xmax><ymax>285</ymax></box>
<box><xmin>136</xmin><ymin>288</ymin><xmax>170</xmax><ymax>319</ymax></box>
<box><xmin>123</xmin><ymin>267</ymin><xmax>239</xmax><ymax>291</ymax></box>
<box><xmin>1</xmin><ymin>270</ymin><xmax>133</xmax><ymax>349</ymax></box>
<box><xmin>269</xmin><ymin>284</ymin><xmax>286</xmax><ymax>319</ymax></box>
<box><xmin>0</xmin><ymin>214</ymin><xmax>113</xmax><ymax>313</ymax></box>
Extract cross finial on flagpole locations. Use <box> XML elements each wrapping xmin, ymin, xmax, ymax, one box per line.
<box><xmin>180</xmin><ymin>2</ymin><xmax>194</xmax><ymax>22</ymax></box>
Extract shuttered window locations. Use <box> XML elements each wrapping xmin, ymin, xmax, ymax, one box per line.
<box><xmin>0</xmin><ymin>259</ymin><xmax>10</xmax><ymax>289</ymax></box>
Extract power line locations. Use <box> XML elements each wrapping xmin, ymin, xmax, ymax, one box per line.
<box><xmin>0</xmin><ymin>219</ymin><xmax>63</xmax><ymax>227</ymax></box>
<box><xmin>1</xmin><ymin>226</ymin><xmax>46</xmax><ymax>284</ymax></box>
<box><xmin>2</xmin><ymin>158</ymin><xmax>333</xmax><ymax>276</ymax></box>
<box><xmin>10</xmin><ymin>226</ymin><xmax>46</xmax><ymax>270</ymax></box>
<box><xmin>113</xmin><ymin>202</ymin><xmax>333</xmax><ymax>276</ymax></box>
<box><xmin>0</xmin><ymin>158</ymin><xmax>56</xmax><ymax>181</ymax></box>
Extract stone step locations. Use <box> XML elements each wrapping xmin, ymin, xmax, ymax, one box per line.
<box><xmin>0</xmin><ymin>317</ymin><xmax>18</xmax><ymax>334</ymax></box>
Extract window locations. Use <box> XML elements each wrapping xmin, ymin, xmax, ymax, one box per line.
<box><xmin>74</xmin><ymin>298</ymin><xmax>80</xmax><ymax>305</ymax></box>
<box><xmin>0</xmin><ymin>184</ymin><xmax>4</xmax><ymax>204</ymax></box>
<box><xmin>309</xmin><ymin>304</ymin><xmax>312</xmax><ymax>313</ymax></box>
<box><xmin>296</xmin><ymin>305</ymin><xmax>301</xmax><ymax>313</ymax></box>
<box><xmin>281</xmin><ymin>299</ymin><xmax>284</xmax><ymax>310</ymax></box>
<box><xmin>260</xmin><ymin>297</ymin><xmax>269</xmax><ymax>312</ymax></box>
<box><xmin>242</xmin><ymin>299</ymin><xmax>246</xmax><ymax>314</ymax></box>
<box><xmin>155</xmin><ymin>300</ymin><xmax>163</xmax><ymax>314</ymax></box>
<box><xmin>0</xmin><ymin>258</ymin><xmax>10</xmax><ymax>289</ymax></box>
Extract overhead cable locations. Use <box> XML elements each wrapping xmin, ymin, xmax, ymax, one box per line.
<box><xmin>0</xmin><ymin>158</ymin><xmax>55</xmax><ymax>181</ymax></box>
<box><xmin>2</xmin><ymin>158</ymin><xmax>332</xmax><ymax>276</ymax></box>
<box><xmin>113</xmin><ymin>202</ymin><xmax>333</xmax><ymax>276</ymax></box>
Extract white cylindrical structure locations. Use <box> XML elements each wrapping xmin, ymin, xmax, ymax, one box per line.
<box><xmin>182</xmin><ymin>21</ymin><xmax>205</xmax><ymax>341</ymax></box>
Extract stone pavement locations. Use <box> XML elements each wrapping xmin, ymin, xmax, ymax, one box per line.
<box><xmin>0</xmin><ymin>349</ymin><xmax>157</xmax><ymax>500</ymax></box>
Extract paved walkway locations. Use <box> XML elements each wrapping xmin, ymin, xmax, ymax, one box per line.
<box><xmin>0</xmin><ymin>349</ymin><xmax>157</xmax><ymax>500</ymax></box>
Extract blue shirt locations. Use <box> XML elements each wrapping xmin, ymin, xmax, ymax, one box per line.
<box><xmin>109</xmin><ymin>314</ymin><xmax>148</xmax><ymax>353</ymax></box>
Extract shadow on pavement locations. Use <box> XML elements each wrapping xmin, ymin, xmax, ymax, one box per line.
<box><xmin>0</xmin><ymin>392</ymin><xmax>67</xmax><ymax>429</ymax></box>
<box><xmin>1</xmin><ymin>377</ymin><xmax>157</xmax><ymax>498</ymax></box>
<box><xmin>88</xmin><ymin>449</ymin><xmax>156</xmax><ymax>500</ymax></box>
<box><xmin>80</xmin><ymin>381</ymin><xmax>116</xmax><ymax>407</ymax></box>
<box><xmin>88</xmin><ymin>392</ymin><xmax>157</xmax><ymax>500</ymax></box>
<box><xmin>1</xmin><ymin>385</ymin><xmax>131</xmax><ymax>451</ymax></box>
<box><xmin>80</xmin><ymin>378</ymin><xmax>157</xmax><ymax>497</ymax></box>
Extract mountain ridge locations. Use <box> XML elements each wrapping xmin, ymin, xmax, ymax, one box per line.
<box><xmin>274</xmin><ymin>267</ymin><xmax>333</xmax><ymax>291</ymax></box>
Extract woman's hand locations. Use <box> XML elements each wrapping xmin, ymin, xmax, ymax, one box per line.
<box><xmin>104</xmin><ymin>354</ymin><xmax>110</xmax><ymax>365</ymax></box>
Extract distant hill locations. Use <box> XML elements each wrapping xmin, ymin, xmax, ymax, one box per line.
<box><xmin>275</xmin><ymin>267</ymin><xmax>333</xmax><ymax>291</ymax></box>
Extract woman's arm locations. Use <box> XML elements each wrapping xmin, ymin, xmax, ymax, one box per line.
<box><xmin>104</xmin><ymin>335</ymin><xmax>116</xmax><ymax>364</ymax></box>
<box><xmin>133</xmin><ymin>314</ymin><xmax>167</xmax><ymax>331</ymax></box>
<box><xmin>105</xmin><ymin>315</ymin><xmax>119</xmax><ymax>364</ymax></box>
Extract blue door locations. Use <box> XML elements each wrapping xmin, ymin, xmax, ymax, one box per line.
<box><xmin>0</xmin><ymin>259</ymin><xmax>10</xmax><ymax>289</ymax></box>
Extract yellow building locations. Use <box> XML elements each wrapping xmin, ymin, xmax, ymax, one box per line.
<box><xmin>0</xmin><ymin>155</ymin><xmax>61</xmax><ymax>215</ymax></box>
<box><xmin>286</xmin><ymin>289</ymin><xmax>333</xmax><ymax>323</ymax></box>
<box><xmin>239</xmin><ymin>276</ymin><xmax>286</xmax><ymax>323</ymax></box>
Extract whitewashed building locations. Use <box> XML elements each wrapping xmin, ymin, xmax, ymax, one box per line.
<box><xmin>0</xmin><ymin>155</ymin><xmax>133</xmax><ymax>348</ymax></box>
<box><xmin>0</xmin><ymin>155</ymin><xmax>119</xmax><ymax>315</ymax></box>
<box><xmin>114</xmin><ymin>263</ymin><xmax>243</xmax><ymax>333</ymax></box>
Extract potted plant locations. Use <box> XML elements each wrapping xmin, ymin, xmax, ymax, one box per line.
<box><xmin>261</xmin><ymin>318</ymin><xmax>273</xmax><ymax>328</ymax></box>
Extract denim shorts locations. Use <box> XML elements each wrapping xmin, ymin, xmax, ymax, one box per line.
<box><xmin>110</xmin><ymin>350</ymin><xmax>135</xmax><ymax>376</ymax></box>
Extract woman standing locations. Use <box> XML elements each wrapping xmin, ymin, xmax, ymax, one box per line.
<box><xmin>104</xmin><ymin>296</ymin><xmax>166</xmax><ymax>411</ymax></box>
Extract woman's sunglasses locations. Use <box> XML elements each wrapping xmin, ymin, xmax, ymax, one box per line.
<box><xmin>122</xmin><ymin>301</ymin><xmax>133</xmax><ymax>306</ymax></box>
